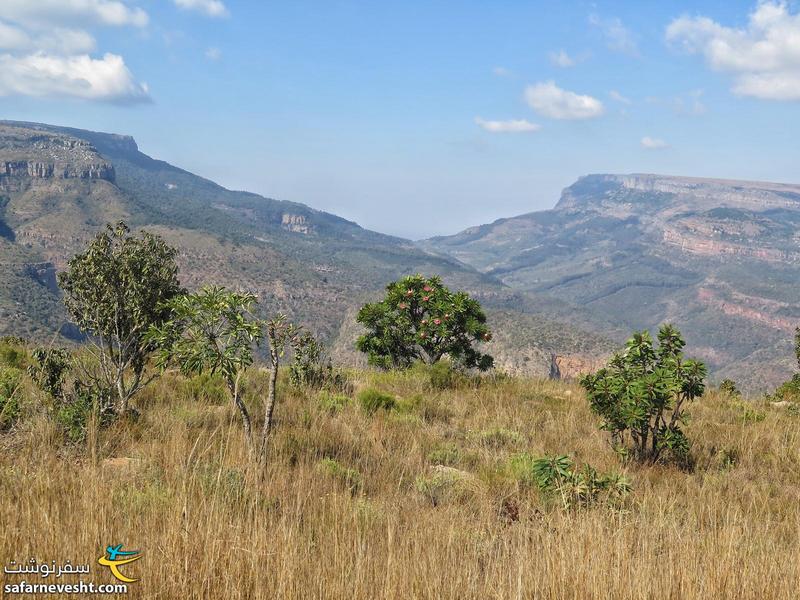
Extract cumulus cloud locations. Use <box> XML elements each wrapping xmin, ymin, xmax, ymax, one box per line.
<box><xmin>589</xmin><ymin>14</ymin><xmax>639</xmax><ymax>56</ymax></box>
<box><xmin>0</xmin><ymin>21</ymin><xmax>96</xmax><ymax>54</ymax></box>
<box><xmin>173</xmin><ymin>0</ymin><xmax>229</xmax><ymax>18</ymax></box>
<box><xmin>474</xmin><ymin>117</ymin><xmax>540</xmax><ymax>133</ymax></box>
<box><xmin>549</xmin><ymin>50</ymin><xmax>576</xmax><ymax>68</ymax></box>
<box><xmin>0</xmin><ymin>1</ymin><xmax>149</xmax><ymax>102</ymax></box>
<box><xmin>641</xmin><ymin>136</ymin><xmax>668</xmax><ymax>149</ymax></box>
<box><xmin>0</xmin><ymin>0</ymin><xmax>148</xmax><ymax>28</ymax></box>
<box><xmin>492</xmin><ymin>66</ymin><xmax>512</xmax><ymax>77</ymax></box>
<box><xmin>666</xmin><ymin>1</ymin><xmax>800</xmax><ymax>100</ymax></box>
<box><xmin>524</xmin><ymin>81</ymin><xmax>604</xmax><ymax>120</ymax></box>
<box><xmin>0</xmin><ymin>52</ymin><xmax>149</xmax><ymax>103</ymax></box>
<box><xmin>205</xmin><ymin>46</ymin><xmax>222</xmax><ymax>61</ymax></box>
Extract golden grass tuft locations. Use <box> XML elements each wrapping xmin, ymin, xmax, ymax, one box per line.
<box><xmin>1</xmin><ymin>369</ymin><xmax>799</xmax><ymax>598</ymax></box>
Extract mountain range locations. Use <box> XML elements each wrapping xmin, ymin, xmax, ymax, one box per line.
<box><xmin>1</xmin><ymin>120</ymin><xmax>796</xmax><ymax>392</ymax></box>
<box><xmin>424</xmin><ymin>173</ymin><xmax>800</xmax><ymax>391</ymax></box>
<box><xmin>0</xmin><ymin>120</ymin><xmax>614</xmax><ymax>380</ymax></box>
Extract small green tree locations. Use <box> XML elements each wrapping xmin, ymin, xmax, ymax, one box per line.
<box><xmin>288</xmin><ymin>331</ymin><xmax>324</xmax><ymax>388</ymax></box>
<box><xmin>28</xmin><ymin>347</ymin><xmax>72</xmax><ymax>401</ymax></box>
<box><xmin>288</xmin><ymin>331</ymin><xmax>349</xmax><ymax>393</ymax></box>
<box><xmin>57</xmin><ymin>222</ymin><xmax>183</xmax><ymax>415</ymax></box>
<box><xmin>147</xmin><ymin>286</ymin><xmax>262</xmax><ymax>440</ymax></box>
<box><xmin>262</xmin><ymin>314</ymin><xmax>300</xmax><ymax>453</ymax></box>
<box><xmin>580</xmin><ymin>324</ymin><xmax>706</xmax><ymax>464</ymax></box>
<box><xmin>356</xmin><ymin>274</ymin><xmax>493</xmax><ymax>371</ymax></box>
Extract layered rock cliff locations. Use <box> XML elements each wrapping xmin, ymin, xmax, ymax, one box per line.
<box><xmin>0</xmin><ymin>125</ymin><xmax>115</xmax><ymax>183</ymax></box>
<box><xmin>425</xmin><ymin>173</ymin><xmax>800</xmax><ymax>392</ymax></box>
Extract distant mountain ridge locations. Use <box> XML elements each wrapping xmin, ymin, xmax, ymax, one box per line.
<box><xmin>0</xmin><ymin>120</ymin><xmax>614</xmax><ymax>380</ymax></box>
<box><xmin>424</xmin><ymin>173</ymin><xmax>800</xmax><ymax>391</ymax></box>
<box><xmin>6</xmin><ymin>120</ymin><xmax>792</xmax><ymax>390</ymax></box>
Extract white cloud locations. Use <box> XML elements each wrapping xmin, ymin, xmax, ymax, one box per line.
<box><xmin>549</xmin><ymin>50</ymin><xmax>575</xmax><ymax>67</ymax></box>
<box><xmin>666</xmin><ymin>1</ymin><xmax>800</xmax><ymax>100</ymax></box>
<box><xmin>0</xmin><ymin>0</ymin><xmax>150</xmax><ymax>103</ymax></box>
<box><xmin>0</xmin><ymin>22</ymin><xmax>96</xmax><ymax>54</ymax></box>
<box><xmin>205</xmin><ymin>46</ymin><xmax>222</xmax><ymax>61</ymax></box>
<box><xmin>0</xmin><ymin>0</ymin><xmax>148</xmax><ymax>28</ymax></box>
<box><xmin>474</xmin><ymin>117</ymin><xmax>540</xmax><ymax>133</ymax></box>
<box><xmin>589</xmin><ymin>14</ymin><xmax>639</xmax><ymax>56</ymax></box>
<box><xmin>609</xmin><ymin>90</ymin><xmax>631</xmax><ymax>104</ymax></box>
<box><xmin>641</xmin><ymin>136</ymin><xmax>668</xmax><ymax>149</ymax></box>
<box><xmin>0</xmin><ymin>20</ymin><xmax>30</xmax><ymax>50</ymax></box>
<box><xmin>524</xmin><ymin>81</ymin><xmax>604</xmax><ymax>120</ymax></box>
<box><xmin>173</xmin><ymin>0</ymin><xmax>229</xmax><ymax>18</ymax></box>
<box><xmin>492</xmin><ymin>66</ymin><xmax>512</xmax><ymax>77</ymax></box>
<box><xmin>0</xmin><ymin>52</ymin><xmax>149</xmax><ymax>102</ymax></box>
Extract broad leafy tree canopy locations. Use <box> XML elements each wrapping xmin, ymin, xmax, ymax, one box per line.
<box><xmin>356</xmin><ymin>274</ymin><xmax>493</xmax><ymax>371</ymax></box>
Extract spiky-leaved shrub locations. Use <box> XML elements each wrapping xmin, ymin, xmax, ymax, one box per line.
<box><xmin>581</xmin><ymin>324</ymin><xmax>706</xmax><ymax>464</ymax></box>
<box><xmin>530</xmin><ymin>454</ymin><xmax>631</xmax><ymax>511</ymax></box>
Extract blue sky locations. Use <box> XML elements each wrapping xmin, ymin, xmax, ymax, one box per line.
<box><xmin>1</xmin><ymin>1</ymin><xmax>800</xmax><ymax>238</ymax></box>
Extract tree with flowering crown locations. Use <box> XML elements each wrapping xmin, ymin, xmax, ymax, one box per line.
<box><xmin>356</xmin><ymin>274</ymin><xmax>494</xmax><ymax>371</ymax></box>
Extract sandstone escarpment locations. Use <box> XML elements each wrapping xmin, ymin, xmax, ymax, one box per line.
<box><xmin>1</xmin><ymin>159</ymin><xmax>114</xmax><ymax>181</ymax></box>
<box><xmin>0</xmin><ymin>125</ymin><xmax>115</xmax><ymax>183</ymax></box>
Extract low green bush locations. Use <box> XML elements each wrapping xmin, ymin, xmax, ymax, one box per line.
<box><xmin>718</xmin><ymin>379</ymin><xmax>740</xmax><ymax>397</ymax></box>
<box><xmin>358</xmin><ymin>388</ymin><xmax>396</xmax><ymax>415</ymax></box>
<box><xmin>318</xmin><ymin>458</ymin><xmax>362</xmax><ymax>492</ymax></box>
<box><xmin>317</xmin><ymin>391</ymin><xmax>350</xmax><ymax>414</ymax></box>
<box><xmin>528</xmin><ymin>454</ymin><xmax>631</xmax><ymax>511</ymax></box>
<box><xmin>179</xmin><ymin>372</ymin><xmax>228</xmax><ymax>405</ymax></box>
<box><xmin>0</xmin><ymin>340</ymin><xmax>26</xmax><ymax>370</ymax></box>
<box><xmin>0</xmin><ymin>366</ymin><xmax>22</xmax><ymax>430</ymax></box>
<box><xmin>53</xmin><ymin>385</ymin><xmax>114</xmax><ymax>444</ymax></box>
<box><xmin>471</xmin><ymin>427</ymin><xmax>523</xmax><ymax>449</ymax></box>
<box><xmin>769</xmin><ymin>373</ymin><xmax>800</xmax><ymax>403</ymax></box>
<box><xmin>427</xmin><ymin>443</ymin><xmax>461</xmax><ymax>466</ymax></box>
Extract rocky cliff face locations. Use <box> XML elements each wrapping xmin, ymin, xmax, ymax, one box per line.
<box><xmin>0</xmin><ymin>125</ymin><xmax>115</xmax><ymax>183</ymax></box>
<box><xmin>1</xmin><ymin>159</ymin><xmax>114</xmax><ymax>181</ymax></box>
<box><xmin>425</xmin><ymin>173</ymin><xmax>800</xmax><ymax>392</ymax></box>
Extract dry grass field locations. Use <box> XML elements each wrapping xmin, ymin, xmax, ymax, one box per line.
<box><xmin>1</xmin><ymin>366</ymin><xmax>799</xmax><ymax>599</ymax></box>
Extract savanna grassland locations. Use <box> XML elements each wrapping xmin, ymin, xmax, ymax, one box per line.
<box><xmin>1</xmin><ymin>363</ymin><xmax>799</xmax><ymax>599</ymax></box>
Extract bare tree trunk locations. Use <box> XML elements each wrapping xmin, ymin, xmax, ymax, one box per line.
<box><xmin>261</xmin><ymin>347</ymin><xmax>279</xmax><ymax>457</ymax></box>
<box><xmin>228</xmin><ymin>373</ymin><xmax>252</xmax><ymax>441</ymax></box>
<box><xmin>116</xmin><ymin>377</ymin><xmax>128</xmax><ymax>416</ymax></box>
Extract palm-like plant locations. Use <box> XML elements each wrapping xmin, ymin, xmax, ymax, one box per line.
<box><xmin>581</xmin><ymin>324</ymin><xmax>707</xmax><ymax>464</ymax></box>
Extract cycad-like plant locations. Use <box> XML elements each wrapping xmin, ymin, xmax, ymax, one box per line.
<box><xmin>531</xmin><ymin>454</ymin><xmax>630</xmax><ymax>510</ymax></box>
<box><xmin>581</xmin><ymin>324</ymin><xmax>706</xmax><ymax>464</ymax></box>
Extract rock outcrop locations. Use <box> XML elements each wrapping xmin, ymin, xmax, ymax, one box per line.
<box><xmin>0</xmin><ymin>125</ymin><xmax>115</xmax><ymax>183</ymax></box>
<box><xmin>281</xmin><ymin>213</ymin><xmax>313</xmax><ymax>234</ymax></box>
